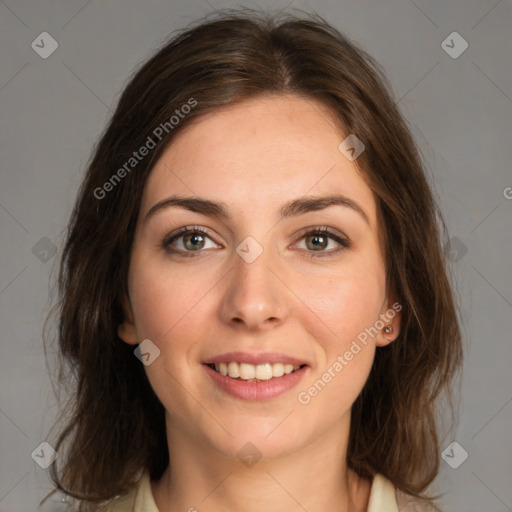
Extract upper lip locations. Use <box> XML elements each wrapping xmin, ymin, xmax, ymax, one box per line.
<box><xmin>203</xmin><ymin>351</ymin><xmax>309</xmax><ymax>366</ymax></box>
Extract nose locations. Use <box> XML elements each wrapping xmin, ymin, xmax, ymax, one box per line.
<box><xmin>219</xmin><ymin>247</ymin><xmax>290</xmax><ymax>331</ymax></box>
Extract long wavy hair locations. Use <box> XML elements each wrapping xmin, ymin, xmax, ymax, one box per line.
<box><xmin>43</xmin><ymin>8</ymin><xmax>462</xmax><ymax>510</ymax></box>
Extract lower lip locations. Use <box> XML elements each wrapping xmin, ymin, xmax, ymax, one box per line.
<box><xmin>203</xmin><ymin>364</ymin><xmax>308</xmax><ymax>401</ymax></box>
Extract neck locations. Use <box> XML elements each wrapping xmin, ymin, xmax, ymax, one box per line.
<box><xmin>151</xmin><ymin>415</ymin><xmax>371</xmax><ymax>512</ymax></box>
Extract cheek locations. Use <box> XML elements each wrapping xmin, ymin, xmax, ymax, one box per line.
<box><xmin>294</xmin><ymin>274</ymin><xmax>381</xmax><ymax>416</ymax></box>
<box><xmin>299</xmin><ymin>344</ymin><xmax>375</xmax><ymax>423</ymax></box>
<box><xmin>127</xmin><ymin>259</ymin><xmax>215</xmax><ymax>415</ymax></box>
<box><xmin>128</xmin><ymin>259</ymin><xmax>210</xmax><ymax>343</ymax></box>
<box><xmin>291</xmin><ymin>257</ymin><xmax>385</xmax><ymax>404</ymax></box>
<box><xmin>296</xmin><ymin>263</ymin><xmax>386</xmax><ymax>345</ymax></box>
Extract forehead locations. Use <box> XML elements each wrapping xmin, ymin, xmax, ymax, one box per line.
<box><xmin>140</xmin><ymin>94</ymin><xmax>377</xmax><ymax>227</ymax></box>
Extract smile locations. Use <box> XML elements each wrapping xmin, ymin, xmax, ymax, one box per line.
<box><xmin>207</xmin><ymin>362</ymin><xmax>305</xmax><ymax>381</ymax></box>
<box><xmin>203</xmin><ymin>363</ymin><xmax>309</xmax><ymax>401</ymax></box>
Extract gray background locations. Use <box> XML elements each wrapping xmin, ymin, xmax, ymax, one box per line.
<box><xmin>1</xmin><ymin>0</ymin><xmax>511</xmax><ymax>511</ymax></box>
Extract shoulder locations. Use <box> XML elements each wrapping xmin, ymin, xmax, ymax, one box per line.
<box><xmin>36</xmin><ymin>473</ymin><xmax>149</xmax><ymax>512</ymax></box>
<box><xmin>104</xmin><ymin>471</ymin><xmax>157</xmax><ymax>512</ymax></box>
<box><xmin>101</xmin><ymin>489</ymin><xmax>137</xmax><ymax>512</ymax></box>
<box><xmin>395</xmin><ymin>486</ymin><xmax>440</xmax><ymax>511</ymax></box>
<box><xmin>367</xmin><ymin>474</ymin><xmax>399</xmax><ymax>511</ymax></box>
<box><xmin>368</xmin><ymin>474</ymin><xmax>439</xmax><ymax>512</ymax></box>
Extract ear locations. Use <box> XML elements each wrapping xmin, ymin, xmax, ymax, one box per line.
<box><xmin>375</xmin><ymin>293</ymin><xmax>402</xmax><ymax>348</ymax></box>
<box><xmin>117</xmin><ymin>295</ymin><xmax>138</xmax><ymax>346</ymax></box>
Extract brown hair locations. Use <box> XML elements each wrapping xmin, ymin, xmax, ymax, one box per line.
<box><xmin>44</xmin><ymin>8</ymin><xmax>462</xmax><ymax>510</ymax></box>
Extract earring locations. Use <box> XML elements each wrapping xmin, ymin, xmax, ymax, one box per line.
<box><xmin>383</xmin><ymin>325</ymin><xmax>393</xmax><ymax>334</ymax></box>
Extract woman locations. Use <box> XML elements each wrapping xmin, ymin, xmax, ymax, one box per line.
<box><xmin>42</xmin><ymin>9</ymin><xmax>462</xmax><ymax>512</ymax></box>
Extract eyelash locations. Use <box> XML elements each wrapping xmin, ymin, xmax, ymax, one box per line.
<box><xmin>162</xmin><ymin>225</ymin><xmax>351</xmax><ymax>259</ymax></box>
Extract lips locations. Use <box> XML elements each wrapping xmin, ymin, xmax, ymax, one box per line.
<box><xmin>207</xmin><ymin>361</ymin><xmax>305</xmax><ymax>381</ymax></box>
<box><xmin>203</xmin><ymin>363</ymin><xmax>309</xmax><ymax>401</ymax></box>
<box><xmin>203</xmin><ymin>351</ymin><xmax>309</xmax><ymax>367</ymax></box>
<box><xmin>202</xmin><ymin>351</ymin><xmax>310</xmax><ymax>401</ymax></box>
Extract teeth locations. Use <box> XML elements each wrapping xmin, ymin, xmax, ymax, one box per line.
<box><xmin>284</xmin><ymin>364</ymin><xmax>294</xmax><ymax>375</ymax></box>
<box><xmin>255</xmin><ymin>363</ymin><xmax>273</xmax><ymax>380</ymax></box>
<box><xmin>213</xmin><ymin>362</ymin><xmax>302</xmax><ymax>380</ymax></box>
<box><xmin>227</xmin><ymin>362</ymin><xmax>240</xmax><ymax>378</ymax></box>
<box><xmin>272</xmin><ymin>363</ymin><xmax>284</xmax><ymax>377</ymax></box>
<box><xmin>239</xmin><ymin>363</ymin><xmax>255</xmax><ymax>380</ymax></box>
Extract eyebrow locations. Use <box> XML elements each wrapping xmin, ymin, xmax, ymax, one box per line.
<box><xmin>144</xmin><ymin>194</ymin><xmax>370</xmax><ymax>226</ymax></box>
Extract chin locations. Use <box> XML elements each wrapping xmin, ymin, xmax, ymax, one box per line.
<box><xmin>199</xmin><ymin>414</ymin><xmax>314</xmax><ymax>462</ymax></box>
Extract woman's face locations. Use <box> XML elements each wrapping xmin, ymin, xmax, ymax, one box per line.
<box><xmin>119</xmin><ymin>94</ymin><xmax>399</xmax><ymax>461</ymax></box>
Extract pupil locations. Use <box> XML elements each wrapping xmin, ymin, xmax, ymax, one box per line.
<box><xmin>309</xmin><ymin>235</ymin><xmax>326</xmax><ymax>250</ymax></box>
<box><xmin>186</xmin><ymin>233</ymin><xmax>204</xmax><ymax>250</ymax></box>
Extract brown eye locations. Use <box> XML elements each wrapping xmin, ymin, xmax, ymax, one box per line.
<box><xmin>305</xmin><ymin>233</ymin><xmax>329</xmax><ymax>251</ymax></box>
<box><xmin>295</xmin><ymin>227</ymin><xmax>351</xmax><ymax>257</ymax></box>
<box><xmin>182</xmin><ymin>232</ymin><xmax>206</xmax><ymax>250</ymax></box>
<box><xmin>162</xmin><ymin>226</ymin><xmax>220</xmax><ymax>256</ymax></box>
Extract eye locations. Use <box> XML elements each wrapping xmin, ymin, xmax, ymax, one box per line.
<box><xmin>162</xmin><ymin>226</ymin><xmax>220</xmax><ymax>256</ymax></box>
<box><xmin>162</xmin><ymin>225</ymin><xmax>350</xmax><ymax>258</ymax></box>
<box><xmin>294</xmin><ymin>227</ymin><xmax>350</xmax><ymax>257</ymax></box>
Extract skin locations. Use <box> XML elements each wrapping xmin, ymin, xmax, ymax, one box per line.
<box><xmin>118</xmin><ymin>94</ymin><xmax>401</xmax><ymax>512</ymax></box>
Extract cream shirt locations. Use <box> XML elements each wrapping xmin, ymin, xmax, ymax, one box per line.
<box><xmin>103</xmin><ymin>471</ymin><xmax>421</xmax><ymax>511</ymax></box>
